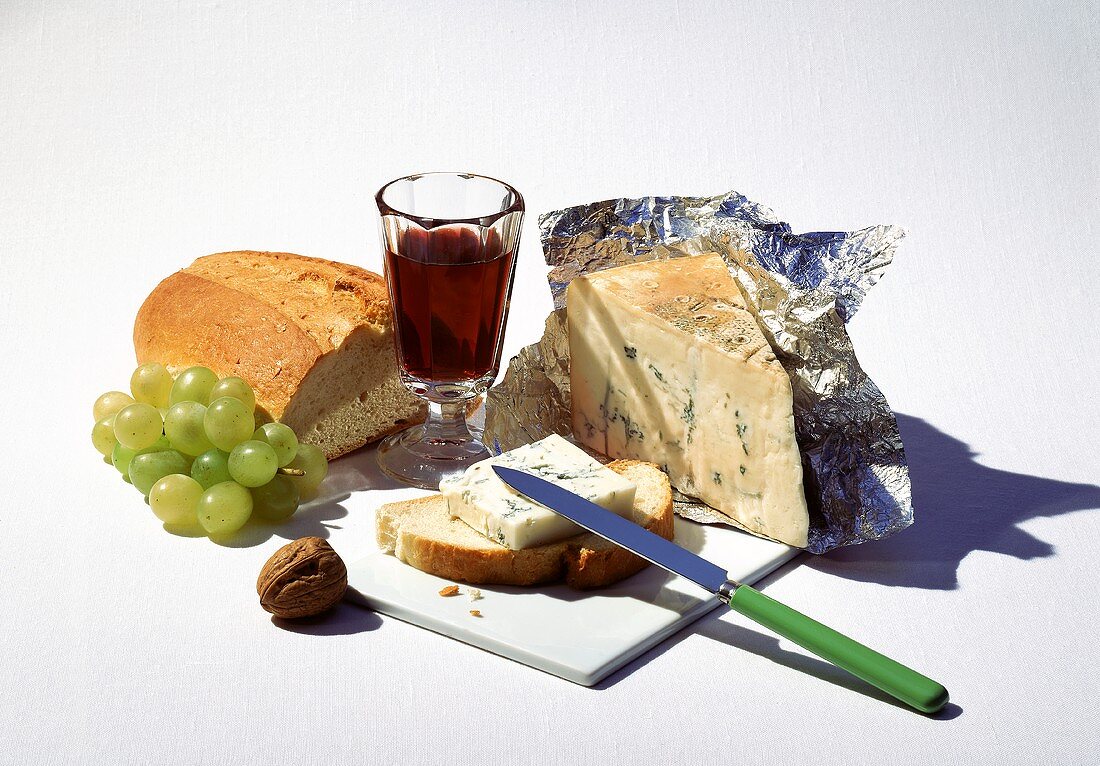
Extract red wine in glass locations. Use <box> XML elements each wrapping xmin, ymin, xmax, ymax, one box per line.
<box><xmin>385</xmin><ymin>225</ymin><xmax>514</xmax><ymax>383</ymax></box>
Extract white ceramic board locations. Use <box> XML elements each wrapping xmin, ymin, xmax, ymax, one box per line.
<box><xmin>345</xmin><ymin>517</ymin><xmax>798</xmax><ymax>686</ymax></box>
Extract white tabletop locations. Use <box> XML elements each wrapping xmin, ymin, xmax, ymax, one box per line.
<box><xmin>3</xmin><ymin>2</ymin><xmax>1098</xmax><ymax>763</ymax></box>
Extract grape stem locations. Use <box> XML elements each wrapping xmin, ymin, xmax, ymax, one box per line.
<box><xmin>278</xmin><ymin>467</ymin><xmax>306</xmax><ymax>476</ymax></box>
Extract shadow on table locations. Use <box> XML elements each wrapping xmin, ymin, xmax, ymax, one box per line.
<box><xmin>196</xmin><ymin>443</ymin><xmax>405</xmax><ymax>548</ymax></box>
<box><xmin>201</xmin><ymin>498</ymin><xmax>352</xmax><ymax>548</ymax></box>
<box><xmin>325</xmin><ymin>444</ymin><xmax>407</xmax><ymax>493</ymax></box>
<box><xmin>270</xmin><ymin>600</ymin><xmax>382</xmax><ymax>636</ymax></box>
<box><xmin>805</xmin><ymin>414</ymin><xmax>1100</xmax><ymax>590</ymax></box>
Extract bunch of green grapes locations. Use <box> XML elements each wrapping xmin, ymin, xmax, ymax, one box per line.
<box><xmin>91</xmin><ymin>363</ymin><xmax>328</xmax><ymax>537</ymax></box>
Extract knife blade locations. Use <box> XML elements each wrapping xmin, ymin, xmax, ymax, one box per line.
<box><xmin>492</xmin><ymin>465</ymin><xmax>949</xmax><ymax>714</ymax></box>
<box><xmin>492</xmin><ymin>464</ymin><xmax>729</xmax><ymax>593</ymax></box>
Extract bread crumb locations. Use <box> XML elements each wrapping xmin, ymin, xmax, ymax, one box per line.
<box><xmin>469</xmin><ymin>610</ymin><xmax>482</xmax><ymax>617</ymax></box>
<box><xmin>466</xmin><ymin>587</ymin><xmax>482</xmax><ymax>602</ymax></box>
<box><xmin>438</xmin><ymin>585</ymin><xmax>460</xmax><ymax>597</ymax></box>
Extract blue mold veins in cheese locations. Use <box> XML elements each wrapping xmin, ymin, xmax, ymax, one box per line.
<box><xmin>567</xmin><ymin>253</ymin><xmax>809</xmax><ymax>548</ymax></box>
<box><xmin>440</xmin><ymin>434</ymin><xmax>637</xmax><ymax>550</ymax></box>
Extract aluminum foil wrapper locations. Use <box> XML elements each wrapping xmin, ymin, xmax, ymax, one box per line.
<box><xmin>484</xmin><ymin>191</ymin><xmax>913</xmax><ymax>553</ymax></box>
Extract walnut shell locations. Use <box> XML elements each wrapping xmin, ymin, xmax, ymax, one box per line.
<box><xmin>257</xmin><ymin>537</ymin><xmax>348</xmax><ymax>619</ymax></box>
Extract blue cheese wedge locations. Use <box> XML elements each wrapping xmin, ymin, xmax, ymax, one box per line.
<box><xmin>439</xmin><ymin>434</ymin><xmax>637</xmax><ymax>550</ymax></box>
<box><xmin>567</xmin><ymin>253</ymin><xmax>809</xmax><ymax>548</ymax></box>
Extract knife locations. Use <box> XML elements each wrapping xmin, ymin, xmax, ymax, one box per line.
<box><xmin>492</xmin><ymin>465</ymin><xmax>949</xmax><ymax>714</ymax></box>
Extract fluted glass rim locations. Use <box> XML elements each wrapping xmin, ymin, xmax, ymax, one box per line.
<box><xmin>375</xmin><ymin>171</ymin><xmax>525</xmax><ymax>229</ymax></box>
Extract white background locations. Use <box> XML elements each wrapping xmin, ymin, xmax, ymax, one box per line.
<box><xmin>2</xmin><ymin>1</ymin><xmax>1098</xmax><ymax>764</ymax></box>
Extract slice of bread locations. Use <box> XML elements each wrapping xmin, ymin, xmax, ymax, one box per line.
<box><xmin>134</xmin><ymin>251</ymin><xmax>426</xmax><ymax>459</ymax></box>
<box><xmin>376</xmin><ymin>460</ymin><xmax>673</xmax><ymax>589</ymax></box>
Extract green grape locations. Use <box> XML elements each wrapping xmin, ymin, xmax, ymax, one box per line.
<box><xmin>149</xmin><ymin>474</ymin><xmax>203</xmax><ymax>526</ymax></box>
<box><xmin>164</xmin><ymin>401</ymin><xmax>213</xmax><ymax>456</ymax></box>
<box><xmin>210</xmin><ymin>376</ymin><xmax>256</xmax><ymax>412</ymax></box>
<box><xmin>197</xmin><ymin>481</ymin><xmax>253</xmax><ymax>534</ymax></box>
<box><xmin>204</xmin><ymin>396</ymin><xmax>255</xmax><ymax>451</ymax></box>
<box><xmin>227</xmin><ymin>440</ymin><xmax>278</xmax><ymax>487</ymax></box>
<box><xmin>113</xmin><ymin>442</ymin><xmax>135</xmax><ymax>475</ymax></box>
<box><xmin>91</xmin><ymin>414</ymin><xmax>118</xmax><ymax>456</ymax></box>
<box><xmin>112</xmin><ymin>436</ymin><xmax>170</xmax><ymax>477</ymax></box>
<box><xmin>113</xmin><ymin>403</ymin><xmax>164</xmax><ymax>450</ymax></box>
<box><xmin>130</xmin><ymin>362</ymin><xmax>173</xmax><ymax>408</ymax></box>
<box><xmin>250</xmin><ymin>475</ymin><xmax>300</xmax><ymax>522</ymax></box>
<box><xmin>93</xmin><ymin>390</ymin><xmax>134</xmax><ymax>421</ymax></box>
<box><xmin>287</xmin><ymin>443</ymin><xmax>328</xmax><ymax>497</ymax></box>
<box><xmin>191</xmin><ymin>449</ymin><xmax>232</xmax><ymax>489</ymax></box>
<box><xmin>129</xmin><ymin>450</ymin><xmax>190</xmax><ymax>495</ymax></box>
<box><xmin>169</xmin><ymin>366</ymin><xmax>218</xmax><ymax>405</ymax></box>
<box><xmin>252</xmin><ymin>422</ymin><xmax>298</xmax><ymax>467</ymax></box>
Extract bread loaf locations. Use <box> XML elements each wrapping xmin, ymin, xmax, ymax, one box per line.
<box><xmin>134</xmin><ymin>251</ymin><xmax>425</xmax><ymax>459</ymax></box>
<box><xmin>376</xmin><ymin>460</ymin><xmax>674</xmax><ymax>589</ymax></box>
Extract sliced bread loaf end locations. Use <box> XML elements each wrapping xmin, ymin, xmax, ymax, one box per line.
<box><xmin>134</xmin><ymin>251</ymin><xmax>426</xmax><ymax>459</ymax></box>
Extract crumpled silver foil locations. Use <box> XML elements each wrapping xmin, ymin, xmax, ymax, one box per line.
<box><xmin>484</xmin><ymin>191</ymin><xmax>913</xmax><ymax>553</ymax></box>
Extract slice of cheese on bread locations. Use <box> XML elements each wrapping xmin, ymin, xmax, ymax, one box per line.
<box><xmin>440</xmin><ymin>434</ymin><xmax>637</xmax><ymax>550</ymax></box>
<box><xmin>377</xmin><ymin>460</ymin><xmax>673</xmax><ymax>589</ymax></box>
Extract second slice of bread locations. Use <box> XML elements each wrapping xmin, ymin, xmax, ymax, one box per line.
<box><xmin>376</xmin><ymin>460</ymin><xmax>673</xmax><ymax>589</ymax></box>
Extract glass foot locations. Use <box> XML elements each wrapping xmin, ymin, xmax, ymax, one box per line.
<box><xmin>376</xmin><ymin>404</ymin><xmax>490</xmax><ymax>490</ymax></box>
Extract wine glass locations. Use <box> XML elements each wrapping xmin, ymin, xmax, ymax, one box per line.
<box><xmin>375</xmin><ymin>172</ymin><xmax>524</xmax><ymax>489</ymax></box>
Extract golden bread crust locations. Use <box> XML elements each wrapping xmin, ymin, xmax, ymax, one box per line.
<box><xmin>134</xmin><ymin>269</ymin><xmax>321</xmax><ymax>418</ymax></box>
<box><xmin>133</xmin><ymin>250</ymin><xmax>425</xmax><ymax>456</ymax></box>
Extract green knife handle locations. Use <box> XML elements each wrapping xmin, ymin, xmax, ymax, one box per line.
<box><xmin>725</xmin><ymin>583</ymin><xmax>949</xmax><ymax>714</ymax></box>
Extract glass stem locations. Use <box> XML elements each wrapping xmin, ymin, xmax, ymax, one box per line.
<box><xmin>424</xmin><ymin>400</ymin><xmax>472</xmax><ymax>444</ymax></box>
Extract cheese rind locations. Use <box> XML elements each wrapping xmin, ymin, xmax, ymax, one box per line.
<box><xmin>567</xmin><ymin>254</ymin><xmax>809</xmax><ymax>547</ymax></box>
<box><xmin>440</xmin><ymin>434</ymin><xmax>637</xmax><ymax>550</ymax></box>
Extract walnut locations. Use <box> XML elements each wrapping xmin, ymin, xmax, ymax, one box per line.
<box><xmin>257</xmin><ymin>537</ymin><xmax>347</xmax><ymax>619</ymax></box>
